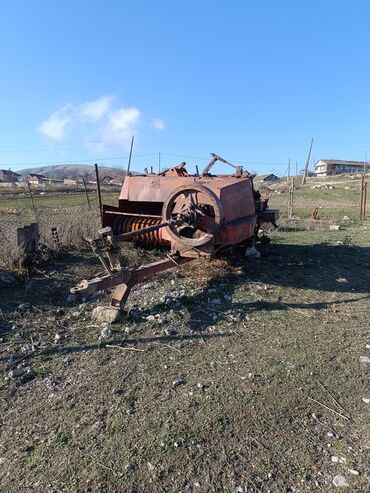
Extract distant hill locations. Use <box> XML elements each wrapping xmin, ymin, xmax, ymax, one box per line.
<box><xmin>18</xmin><ymin>163</ymin><xmax>129</xmax><ymax>181</ymax></box>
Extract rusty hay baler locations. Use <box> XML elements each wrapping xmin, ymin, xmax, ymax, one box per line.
<box><xmin>71</xmin><ymin>154</ymin><xmax>279</xmax><ymax>311</ymax></box>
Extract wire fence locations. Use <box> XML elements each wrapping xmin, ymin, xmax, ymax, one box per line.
<box><xmin>0</xmin><ymin>186</ymin><xmax>117</xmax><ymax>268</ymax></box>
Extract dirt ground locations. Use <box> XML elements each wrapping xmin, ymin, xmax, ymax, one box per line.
<box><xmin>0</xmin><ymin>221</ymin><xmax>369</xmax><ymax>492</ymax></box>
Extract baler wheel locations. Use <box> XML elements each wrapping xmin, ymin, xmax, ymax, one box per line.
<box><xmin>162</xmin><ymin>184</ymin><xmax>223</xmax><ymax>247</ymax></box>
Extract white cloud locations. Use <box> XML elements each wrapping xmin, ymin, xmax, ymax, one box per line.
<box><xmin>38</xmin><ymin>97</ymin><xmax>163</xmax><ymax>154</ymax></box>
<box><xmin>80</xmin><ymin>96</ymin><xmax>114</xmax><ymax>122</ymax></box>
<box><xmin>39</xmin><ymin>104</ymin><xmax>74</xmax><ymax>140</ymax></box>
<box><xmin>151</xmin><ymin>118</ymin><xmax>165</xmax><ymax>130</ymax></box>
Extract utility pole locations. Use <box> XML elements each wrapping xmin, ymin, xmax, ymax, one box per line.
<box><xmin>302</xmin><ymin>138</ymin><xmax>314</xmax><ymax>185</ymax></box>
<box><xmin>94</xmin><ymin>163</ymin><xmax>103</xmax><ymax>226</ymax></box>
<box><xmin>158</xmin><ymin>152</ymin><xmax>161</xmax><ymax>173</ymax></box>
<box><xmin>295</xmin><ymin>160</ymin><xmax>298</xmax><ymax>176</ymax></box>
<box><xmin>127</xmin><ymin>135</ymin><xmax>135</xmax><ymax>175</ymax></box>
<box><xmin>287</xmin><ymin>158</ymin><xmax>290</xmax><ymax>181</ymax></box>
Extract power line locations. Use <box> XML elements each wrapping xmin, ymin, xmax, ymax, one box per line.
<box><xmin>0</xmin><ymin>153</ymin><xmax>157</xmax><ymax>167</ymax></box>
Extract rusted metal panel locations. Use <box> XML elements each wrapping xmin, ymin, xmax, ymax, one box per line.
<box><xmin>72</xmin><ymin>156</ymin><xmax>280</xmax><ymax>312</ymax></box>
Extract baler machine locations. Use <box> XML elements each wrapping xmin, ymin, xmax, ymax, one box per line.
<box><xmin>71</xmin><ymin>154</ymin><xmax>279</xmax><ymax>310</ymax></box>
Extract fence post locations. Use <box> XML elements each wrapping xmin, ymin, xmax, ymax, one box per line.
<box><xmin>82</xmin><ymin>177</ymin><xmax>91</xmax><ymax>209</ymax></box>
<box><xmin>288</xmin><ymin>177</ymin><xmax>294</xmax><ymax>219</ymax></box>
<box><xmin>27</xmin><ymin>181</ymin><xmax>37</xmax><ymax>219</ymax></box>
<box><xmin>360</xmin><ymin>175</ymin><xmax>367</xmax><ymax>220</ymax></box>
<box><xmin>94</xmin><ymin>163</ymin><xmax>103</xmax><ymax>226</ymax></box>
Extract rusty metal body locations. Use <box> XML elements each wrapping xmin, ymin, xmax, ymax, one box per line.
<box><xmin>71</xmin><ymin>155</ymin><xmax>279</xmax><ymax>311</ymax></box>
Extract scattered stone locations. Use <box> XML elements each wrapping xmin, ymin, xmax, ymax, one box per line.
<box><xmin>361</xmin><ymin>397</ymin><xmax>370</xmax><ymax>404</ymax></box>
<box><xmin>332</xmin><ymin>475</ymin><xmax>349</xmax><ymax>487</ymax></box>
<box><xmin>172</xmin><ymin>379</ymin><xmax>184</xmax><ymax>388</ymax></box>
<box><xmin>146</xmin><ymin>315</ymin><xmax>156</xmax><ymax>321</ymax></box>
<box><xmin>54</xmin><ymin>333</ymin><xmax>62</xmax><ymax>344</ymax></box>
<box><xmin>330</xmin><ymin>225</ymin><xmax>341</xmax><ymax>231</ymax></box>
<box><xmin>22</xmin><ymin>368</ymin><xmax>35</xmax><ymax>381</ymax></box>
<box><xmin>124</xmin><ymin>326</ymin><xmax>134</xmax><ymax>334</ymax></box>
<box><xmin>92</xmin><ymin>306</ymin><xmax>121</xmax><ymax>324</ymax></box>
<box><xmin>348</xmin><ymin>469</ymin><xmax>359</xmax><ymax>476</ymax></box>
<box><xmin>18</xmin><ymin>302</ymin><xmax>31</xmax><ymax>311</ymax></box>
<box><xmin>91</xmin><ymin>290</ymin><xmax>105</xmax><ymax>300</ymax></box>
<box><xmin>331</xmin><ymin>456</ymin><xmax>346</xmax><ymax>464</ymax></box>
<box><xmin>245</xmin><ymin>246</ymin><xmax>261</xmax><ymax>258</ymax></box>
<box><xmin>342</xmin><ymin>215</ymin><xmax>350</xmax><ymax>221</ymax></box>
<box><xmin>99</xmin><ymin>324</ymin><xmax>111</xmax><ymax>343</ymax></box>
<box><xmin>0</xmin><ymin>457</ymin><xmax>5</xmax><ymax>465</ymax></box>
<box><xmin>147</xmin><ymin>461</ymin><xmax>155</xmax><ymax>471</ymax></box>
<box><xmin>223</xmin><ymin>294</ymin><xmax>232</xmax><ymax>301</ymax></box>
<box><xmin>359</xmin><ymin>356</ymin><xmax>370</xmax><ymax>364</ymax></box>
<box><xmin>8</xmin><ymin>368</ymin><xmax>25</xmax><ymax>378</ymax></box>
<box><xmin>113</xmin><ymin>388</ymin><xmax>124</xmax><ymax>395</ymax></box>
<box><xmin>336</xmin><ymin>277</ymin><xmax>348</xmax><ymax>284</ymax></box>
<box><xmin>163</xmin><ymin>328</ymin><xmax>176</xmax><ymax>336</ymax></box>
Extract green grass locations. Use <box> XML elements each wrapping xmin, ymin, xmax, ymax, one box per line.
<box><xmin>0</xmin><ymin>191</ymin><xmax>119</xmax><ymax>209</ymax></box>
<box><xmin>0</xmin><ymin>220</ymin><xmax>369</xmax><ymax>492</ymax></box>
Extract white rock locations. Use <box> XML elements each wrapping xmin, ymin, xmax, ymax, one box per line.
<box><xmin>0</xmin><ymin>457</ymin><xmax>5</xmax><ymax>465</ymax></box>
<box><xmin>362</xmin><ymin>397</ymin><xmax>370</xmax><ymax>404</ymax></box>
<box><xmin>92</xmin><ymin>306</ymin><xmax>121</xmax><ymax>323</ymax></box>
<box><xmin>172</xmin><ymin>379</ymin><xmax>184</xmax><ymax>387</ymax></box>
<box><xmin>336</xmin><ymin>276</ymin><xmax>347</xmax><ymax>283</ymax></box>
<box><xmin>147</xmin><ymin>461</ymin><xmax>155</xmax><ymax>471</ymax></box>
<box><xmin>359</xmin><ymin>356</ymin><xmax>370</xmax><ymax>364</ymax></box>
<box><xmin>18</xmin><ymin>302</ymin><xmax>31</xmax><ymax>311</ymax></box>
<box><xmin>348</xmin><ymin>469</ymin><xmax>359</xmax><ymax>476</ymax></box>
<box><xmin>99</xmin><ymin>324</ymin><xmax>111</xmax><ymax>342</ymax></box>
<box><xmin>332</xmin><ymin>475</ymin><xmax>349</xmax><ymax>487</ymax></box>
<box><xmin>146</xmin><ymin>315</ymin><xmax>156</xmax><ymax>321</ymax></box>
<box><xmin>54</xmin><ymin>333</ymin><xmax>62</xmax><ymax>344</ymax></box>
<box><xmin>331</xmin><ymin>456</ymin><xmax>346</xmax><ymax>463</ymax></box>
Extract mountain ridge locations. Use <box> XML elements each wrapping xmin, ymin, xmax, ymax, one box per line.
<box><xmin>18</xmin><ymin>163</ymin><xmax>129</xmax><ymax>180</ymax></box>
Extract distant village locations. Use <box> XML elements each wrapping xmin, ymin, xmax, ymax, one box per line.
<box><xmin>0</xmin><ymin>168</ymin><xmax>124</xmax><ymax>187</ymax></box>
<box><xmin>0</xmin><ymin>159</ymin><xmax>369</xmax><ymax>188</ymax></box>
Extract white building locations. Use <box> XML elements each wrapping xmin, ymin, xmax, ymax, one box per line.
<box><xmin>314</xmin><ymin>160</ymin><xmax>369</xmax><ymax>176</ymax></box>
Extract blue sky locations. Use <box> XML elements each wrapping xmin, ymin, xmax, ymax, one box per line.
<box><xmin>0</xmin><ymin>0</ymin><xmax>369</xmax><ymax>175</ymax></box>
